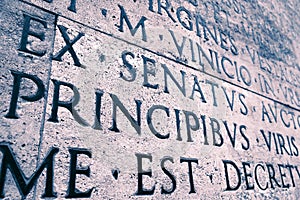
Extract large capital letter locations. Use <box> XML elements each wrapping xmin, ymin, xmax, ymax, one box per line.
<box><xmin>19</xmin><ymin>14</ymin><xmax>47</xmax><ymax>57</ymax></box>
<box><xmin>53</xmin><ymin>25</ymin><xmax>84</xmax><ymax>67</ymax></box>
<box><xmin>0</xmin><ymin>143</ymin><xmax>59</xmax><ymax>198</ymax></box>
<box><xmin>5</xmin><ymin>70</ymin><xmax>45</xmax><ymax>119</ymax></box>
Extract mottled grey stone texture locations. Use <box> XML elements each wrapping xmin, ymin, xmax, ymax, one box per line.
<box><xmin>1</xmin><ymin>0</ymin><xmax>300</xmax><ymax>199</ymax></box>
<box><xmin>0</xmin><ymin>0</ymin><xmax>56</xmax><ymax>199</ymax></box>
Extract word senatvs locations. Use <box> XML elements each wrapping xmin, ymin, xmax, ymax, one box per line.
<box><xmin>5</xmin><ymin>50</ymin><xmax>300</xmax><ymax>146</ymax></box>
<box><xmin>3</xmin><ymin>62</ymin><xmax>299</xmax><ymax>198</ymax></box>
<box><xmin>5</xmin><ymin>66</ymin><xmax>250</xmax><ymax>151</ymax></box>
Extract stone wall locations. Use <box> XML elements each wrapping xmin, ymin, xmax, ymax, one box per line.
<box><xmin>0</xmin><ymin>0</ymin><xmax>300</xmax><ymax>199</ymax></box>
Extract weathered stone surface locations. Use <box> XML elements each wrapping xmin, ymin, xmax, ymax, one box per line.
<box><xmin>0</xmin><ymin>0</ymin><xmax>300</xmax><ymax>199</ymax></box>
<box><xmin>22</xmin><ymin>0</ymin><xmax>300</xmax><ymax>108</ymax></box>
<box><xmin>0</xmin><ymin>0</ymin><xmax>56</xmax><ymax>199</ymax></box>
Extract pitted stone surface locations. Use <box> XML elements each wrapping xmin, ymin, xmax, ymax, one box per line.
<box><xmin>0</xmin><ymin>0</ymin><xmax>300</xmax><ymax>199</ymax></box>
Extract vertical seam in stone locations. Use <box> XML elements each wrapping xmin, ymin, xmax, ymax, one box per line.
<box><xmin>33</xmin><ymin>13</ymin><xmax>59</xmax><ymax>200</ymax></box>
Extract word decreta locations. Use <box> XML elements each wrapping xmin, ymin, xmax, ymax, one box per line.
<box><xmin>2</xmin><ymin>0</ymin><xmax>300</xmax><ymax>199</ymax></box>
<box><xmin>2</xmin><ymin>59</ymin><xmax>300</xmax><ymax>198</ymax></box>
<box><xmin>1</xmin><ymin>143</ymin><xmax>300</xmax><ymax>199</ymax></box>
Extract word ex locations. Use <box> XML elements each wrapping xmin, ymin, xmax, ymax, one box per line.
<box><xmin>19</xmin><ymin>5</ymin><xmax>148</xmax><ymax>66</ymax></box>
<box><xmin>19</xmin><ymin>13</ymin><xmax>84</xmax><ymax>66</ymax></box>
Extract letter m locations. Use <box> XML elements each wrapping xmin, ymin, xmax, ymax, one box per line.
<box><xmin>117</xmin><ymin>4</ymin><xmax>148</xmax><ymax>42</ymax></box>
<box><xmin>0</xmin><ymin>143</ymin><xmax>59</xmax><ymax>198</ymax></box>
